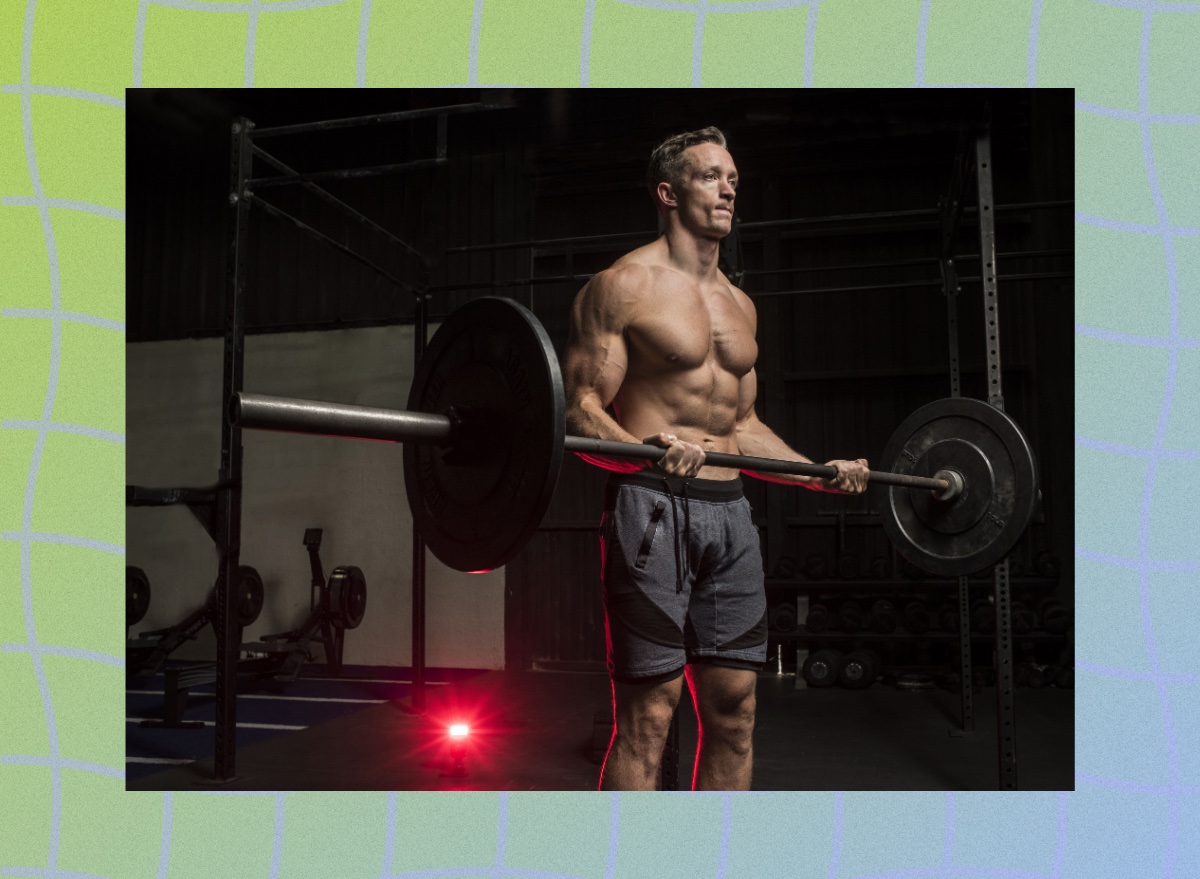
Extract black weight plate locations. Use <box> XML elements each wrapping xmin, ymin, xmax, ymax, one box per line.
<box><xmin>836</xmin><ymin>600</ymin><xmax>863</xmax><ymax>633</ymax></box>
<box><xmin>127</xmin><ymin>566</ymin><xmax>151</xmax><ymax>627</ymax></box>
<box><xmin>880</xmin><ymin>397</ymin><xmax>1037</xmax><ymax>577</ymax></box>
<box><xmin>770</xmin><ymin>602</ymin><xmax>797</xmax><ymax>632</ymax></box>
<box><xmin>236</xmin><ymin>566</ymin><xmax>264</xmax><ymax>627</ymax></box>
<box><xmin>802</xmin><ymin>649</ymin><xmax>842</xmax><ymax>688</ymax></box>
<box><xmin>1038</xmin><ymin>598</ymin><xmax>1071</xmax><ymax>634</ymax></box>
<box><xmin>805</xmin><ymin>603</ymin><xmax>830</xmax><ymax>632</ymax></box>
<box><xmin>838</xmin><ymin>649</ymin><xmax>879</xmax><ymax>689</ymax></box>
<box><xmin>803</xmin><ymin>554</ymin><xmax>830</xmax><ymax>580</ymax></box>
<box><xmin>404</xmin><ymin>298</ymin><xmax>565</xmax><ymax>573</ymax></box>
<box><xmin>208</xmin><ymin>565</ymin><xmax>264</xmax><ymax>629</ymax></box>
<box><xmin>329</xmin><ymin>565</ymin><xmax>367</xmax><ymax>630</ymax></box>
<box><xmin>870</xmin><ymin>599</ymin><xmax>897</xmax><ymax>634</ymax></box>
<box><xmin>902</xmin><ymin>599</ymin><xmax>932</xmax><ymax>635</ymax></box>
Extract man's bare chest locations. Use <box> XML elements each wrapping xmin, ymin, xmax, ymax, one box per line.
<box><xmin>625</xmin><ymin>285</ymin><xmax>757</xmax><ymax>376</ymax></box>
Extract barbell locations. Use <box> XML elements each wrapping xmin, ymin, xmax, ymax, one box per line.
<box><xmin>231</xmin><ymin>297</ymin><xmax>1038</xmax><ymax>576</ymax></box>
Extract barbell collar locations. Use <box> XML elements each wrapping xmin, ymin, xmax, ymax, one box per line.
<box><xmin>231</xmin><ymin>392</ymin><xmax>455</xmax><ymax>444</ymax></box>
<box><xmin>931</xmin><ymin>468</ymin><xmax>965</xmax><ymax>501</ymax></box>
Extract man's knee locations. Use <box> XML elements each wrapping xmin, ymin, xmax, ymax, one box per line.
<box><xmin>618</xmin><ymin>705</ymin><xmax>674</xmax><ymax>753</ymax></box>
<box><xmin>707</xmin><ymin>696</ymin><xmax>756</xmax><ymax>755</ymax></box>
<box><xmin>613</xmin><ymin>677</ymin><xmax>682</xmax><ymax>753</ymax></box>
<box><xmin>690</xmin><ymin>665</ymin><xmax>758</xmax><ymax>749</ymax></box>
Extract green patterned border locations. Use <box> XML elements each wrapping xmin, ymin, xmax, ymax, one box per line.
<box><xmin>3</xmin><ymin>2</ymin><xmax>1198</xmax><ymax>877</ymax></box>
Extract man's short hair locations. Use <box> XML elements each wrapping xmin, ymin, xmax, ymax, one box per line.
<box><xmin>646</xmin><ymin>126</ymin><xmax>729</xmax><ymax>203</ymax></box>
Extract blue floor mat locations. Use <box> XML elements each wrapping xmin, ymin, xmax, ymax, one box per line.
<box><xmin>125</xmin><ymin>666</ymin><xmax>421</xmax><ymax>783</ymax></box>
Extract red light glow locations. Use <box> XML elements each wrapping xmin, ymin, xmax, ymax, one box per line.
<box><xmin>448</xmin><ymin>723</ymin><xmax>470</xmax><ymax>738</ymax></box>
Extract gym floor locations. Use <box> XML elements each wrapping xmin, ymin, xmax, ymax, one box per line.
<box><xmin>127</xmin><ymin>667</ymin><xmax>1072</xmax><ymax>791</ymax></box>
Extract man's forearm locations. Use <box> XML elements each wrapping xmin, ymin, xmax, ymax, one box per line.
<box><xmin>735</xmin><ymin>419</ymin><xmax>839</xmax><ymax>491</ymax></box>
<box><xmin>566</xmin><ymin>399</ymin><xmax>647</xmax><ymax>473</ymax></box>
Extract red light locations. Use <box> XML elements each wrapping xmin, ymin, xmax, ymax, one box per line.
<box><xmin>448</xmin><ymin>723</ymin><xmax>469</xmax><ymax>738</ymax></box>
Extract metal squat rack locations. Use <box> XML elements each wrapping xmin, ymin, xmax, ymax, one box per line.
<box><xmin>208</xmin><ymin>97</ymin><xmax>507</xmax><ymax>782</ymax></box>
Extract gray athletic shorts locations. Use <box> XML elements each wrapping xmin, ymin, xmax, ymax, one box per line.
<box><xmin>599</xmin><ymin>471</ymin><xmax>767</xmax><ymax>684</ymax></box>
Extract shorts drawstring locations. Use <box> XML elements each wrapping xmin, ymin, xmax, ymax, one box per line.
<box><xmin>661</xmin><ymin>478</ymin><xmax>692</xmax><ymax>593</ymax></box>
<box><xmin>683</xmin><ymin>483</ymin><xmax>692</xmax><ymax>574</ymax></box>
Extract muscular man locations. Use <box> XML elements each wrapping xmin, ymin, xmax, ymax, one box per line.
<box><xmin>564</xmin><ymin>127</ymin><xmax>870</xmax><ymax>791</ymax></box>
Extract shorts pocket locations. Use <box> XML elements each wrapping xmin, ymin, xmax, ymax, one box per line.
<box><xmin>634</xmin><ymin>500</ymin><xmax>667</xmax><ymax>569</ymax></box>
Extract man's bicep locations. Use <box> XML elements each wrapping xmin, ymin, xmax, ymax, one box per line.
<box><xmin>565</xmin><ymin>337</ymin><xmax>627</xmax><ymax>410</ymax></box>
<box><xmin>565</xmin><ymin>278</ymin><xmax>629</xmax><ymax>411</ymax></box>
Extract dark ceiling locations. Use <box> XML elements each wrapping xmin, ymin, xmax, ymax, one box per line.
<box><xmin>127</xmin><ymin>87</ymin><xmax>1044</xmax><ymax>177</ymax></box>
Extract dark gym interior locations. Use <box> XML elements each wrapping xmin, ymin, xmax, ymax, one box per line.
<box><xmin>125</xmin><ymin>88</ymin><xmax>1073</xmax><ymax>791</ymax></box>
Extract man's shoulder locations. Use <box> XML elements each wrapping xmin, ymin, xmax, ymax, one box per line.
<box><xmin>726</xmin><ymin>279</ymin><xmax>755</xmax><ymax>310</ymax></box>
<box><xmin>712</xmin><ymin>276</ymin><xmax>757</xmax><ymax>329</ymax></box>
<box><xmin>587</xmin><ymin>259</ymin><xmax>662</xmax><ymax>299</ymax></box>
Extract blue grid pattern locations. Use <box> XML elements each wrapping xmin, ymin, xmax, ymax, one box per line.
<box><xmin>1070</xmin><ymin>5</ymin><xmax>1198</xmax><ymax>879</ymax></box>
<box><xmin>1</xmin><ymin>6</ymin><xmax>128</xmax><ymax>878</ymax></box>
<box><xmin>1</xmin><ymin>0</ymin><xmax>1197</xmax><ymax>877</ymax></box>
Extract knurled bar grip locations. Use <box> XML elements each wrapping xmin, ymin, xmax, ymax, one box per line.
<box><xmin>232</xmin><ymin>392</ymin><xmax>950</xmax><ymax>493</ymax></box>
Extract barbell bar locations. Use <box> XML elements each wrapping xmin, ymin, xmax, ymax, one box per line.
<box><xmin>230</xmin><ymin>297</ymin><xmax>1037</xmax><ymax>575</ymax></box>
<box><xmin>231</xmin><ymin>393</ymin><xmax>956</xmax><ymax>493</ymax></box>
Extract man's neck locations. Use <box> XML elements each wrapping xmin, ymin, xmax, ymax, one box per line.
<box><xmin>661</xmin><ymin>224</ymin><xmax>724</xmax><ymax>282</ymax></box>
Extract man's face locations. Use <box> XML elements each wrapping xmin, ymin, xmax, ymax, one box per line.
<box><xmin>671</xmin><ymin>142</ymin><xmax>738</xmax><ymax>238</ymax></box>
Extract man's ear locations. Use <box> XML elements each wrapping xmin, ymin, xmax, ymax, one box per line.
<box><xmin>656</xmin><ymin>181</ymin><xmax>677</xmax><ymax>209</ymax></box>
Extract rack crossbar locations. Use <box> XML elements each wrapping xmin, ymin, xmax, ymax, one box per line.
<box><xmin>250</xmin><ymin>145</ymin><xmax>425</xmax><ymax>261</ymax></box>
<box><xmin>250</xmin><ymin>102</ymin><xmax>499</xmax><ymax>139</ymax></box>
<box><xmin>248</xmin><ymin>193</ymin><xmax>418</xmax><ymax>294</ymax></box>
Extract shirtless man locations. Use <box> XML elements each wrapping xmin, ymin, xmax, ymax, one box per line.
<box><xmin>564</xmin><ymin>127</ymin><xmax>869</xmax><ymax>791</ymax></box>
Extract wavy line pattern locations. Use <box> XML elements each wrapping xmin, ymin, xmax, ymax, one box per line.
<box><xmin>1</xmin><ymin>1</ymin><xmax>1195</xmax><ymax>878</ymax></box>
